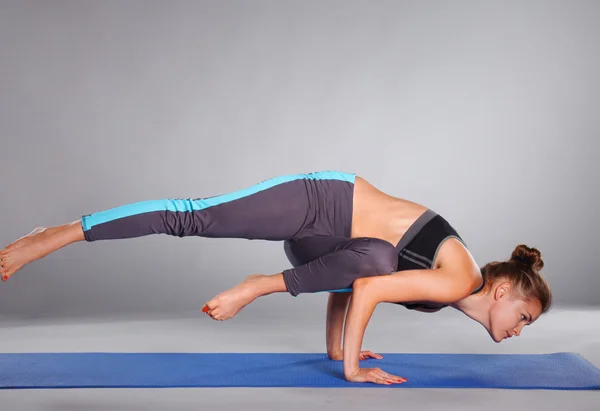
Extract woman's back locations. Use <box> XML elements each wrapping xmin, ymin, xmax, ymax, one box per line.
<box><xmin>350</xmin><ymin>175</ymin><xmax>480</xmax><ymax>282</ymax></box>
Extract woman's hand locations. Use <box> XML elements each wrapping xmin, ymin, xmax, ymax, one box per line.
<box><xmin>328</xmin><ymin>349</ymin><xmax>383</xmax><ymax>362</ymax></box>
<box><xmin>345</xmin><ymin>367</ymin><xmax>407</xmax><ymax>385</ymax></box>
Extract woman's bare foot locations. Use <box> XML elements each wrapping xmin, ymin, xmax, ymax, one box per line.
<box><xmin>0</xmin><ymin>221</ymin><xmax>84</xmax><ymax>282</ymax></box>
<box><xmin>202</xmin><ymin>274</ymin><xmax>264</xmax><ymax>321</ymax></box>
<box><xmin>202</xmin><ymin>274</ymin><xmax>284</xmax><ymax>321</ymax></box>
<box><xmin>0</xmin><ymin>227</ymin><xmax>48</xmax><ymax>281</ymax></box>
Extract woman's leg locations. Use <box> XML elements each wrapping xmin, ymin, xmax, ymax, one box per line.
<box><xmin>0</xmin><ymin>171</ymin><xmax>355</xmax><ymax>282</ymax></box>
<box><xmin>80</xmin><ymin>171</ymin><xmax>354</xmax><ymax>242</ymax></box>
<box><xmin>202</xmin><ymin>236</ymin><xmax>398</xmax><ymax>321</ymax></box>
<box><xmin>281</xmin><ymin>236</ymin><xmax>399</xmax><ymax>296</ymax></box>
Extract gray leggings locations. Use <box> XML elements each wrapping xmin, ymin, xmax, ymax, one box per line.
<box><xmin>283</xmin><ymin>235</ymin><xmax>398</xmax><ymax>296</ymax></box>
<box><xmin>79</xmin><ymin>171</ymin><xmax>398</xmax><ymax>296</ymax></box>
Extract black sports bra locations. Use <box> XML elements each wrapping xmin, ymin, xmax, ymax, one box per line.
<box><xmin>392</xmin><ymin>209</ymin><xmax>484</xmax><ymax>311</ymax></box>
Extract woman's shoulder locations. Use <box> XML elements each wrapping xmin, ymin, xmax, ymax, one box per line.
<box><xmin>426</xmin><ymin>213</ymin><xmax>481</xmax><ymax>283</ymax></box>
<box><xmin>436</xmin><ymin>236</ymin><xmax>476</xmax><ymax>268</ymax></box>
<box><xmin>434</xmin><ymin>231</ymin><xmax>482</xmax><ymax>292</ymax></box>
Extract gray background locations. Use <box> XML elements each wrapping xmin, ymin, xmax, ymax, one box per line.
<box><xmin>1</xmin><ymin>1</ymin><xmax>599</xmax><ymax>410</ymax></box>
<box><xmin>1</xmin><ymin>0</ymin><xmax>598</xmax><ymax>319</ymax></box>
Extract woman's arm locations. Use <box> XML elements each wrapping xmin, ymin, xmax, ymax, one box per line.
<box><xmin>326</xmin><ymin>292</ymin><xmax>351</xmax><ymax>359</ymax></box>
<box><xmin>342</xmin><ymin>266</ymin><xmax>478</xmax><ymax>383</ymax></box>
<box><xmin>326</xmin><ymin>291</ymin><xmax>386</xmax><ymax>362</ymax></box>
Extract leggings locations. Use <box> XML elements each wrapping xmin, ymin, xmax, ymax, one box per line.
<box><xmin>80</xmin><ymin>171</ymin><xmax>398</xmax><ymax>296</ymax></box>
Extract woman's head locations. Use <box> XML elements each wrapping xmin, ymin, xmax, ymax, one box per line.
<box><xmin>480</xmin><ymin>244</ymin><xmax>552</xmax><ymax>342</ymax></box>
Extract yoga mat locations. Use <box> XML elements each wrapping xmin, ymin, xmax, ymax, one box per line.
<box><xmin>1</xmin><ymin>352</ymin><xmax>599</xmax><ymax>390</ymax></box>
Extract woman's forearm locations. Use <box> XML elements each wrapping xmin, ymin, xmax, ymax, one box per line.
<box><xmin>326</xmin><ymin>292</ymin><xmax>351</xmax><ymax>357</ymax></box>
<box><xmin>342</xmin><ymin>279</ymin><xmax>379</xmax><ymax>378</ymax></box>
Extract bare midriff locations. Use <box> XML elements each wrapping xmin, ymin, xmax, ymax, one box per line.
<box><xmin>350</xmin><ymin>176</ymin><xmax>429</xmax><ymax>248</ymax></box>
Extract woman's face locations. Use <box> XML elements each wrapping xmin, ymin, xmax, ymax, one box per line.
<box><xmin>487</xmin><ymin>282</ymin><xmax>543</xmax><ymax>343</ymax></box>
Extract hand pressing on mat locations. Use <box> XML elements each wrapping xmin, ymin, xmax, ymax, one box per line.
<box><xmin>341</xmin><ymin>277</ymin><xmax>415</xmax><ymax>385</ymax></box>
<box><xmin>328</xmin><ymin>349</ymin><xmax>383</xmax><ymax>362</ymax></box>
<box><xmin>345</xmin><ymin>367</ymin><xmax>407</xmax><ymax>385</ymax></box>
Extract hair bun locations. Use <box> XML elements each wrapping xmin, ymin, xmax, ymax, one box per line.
<box><xmin>511</xmin><ymin>244</ymin><xmax>544</xmax><ymax>271</ymax></box>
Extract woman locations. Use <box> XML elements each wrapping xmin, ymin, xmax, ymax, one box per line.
<box><xmin>0</xmin><ymin>170</ymin><xmax>552</xmax><ymax>385</ymax></box>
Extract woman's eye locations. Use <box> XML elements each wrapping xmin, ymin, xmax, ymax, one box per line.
<box><xmin>521</xmin><ymin>314</ymin><xmax>526</xmax><ymax>321</ymax></box>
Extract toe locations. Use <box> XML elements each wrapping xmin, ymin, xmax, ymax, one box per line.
<box><xmin>1</xmin><ymin>262</ymin><xmax>13</xmax><ymax>281</ymax></box>
<box><xmin>204</xmin><ymin>298</ymin><xmax>220</xmax><ymax>312</ymax></box>
<box><xmin>209</xmin><ymin>307</ymin><xmax>220</xmax><ymax>319</ymax></box>
<box><xmin>202</xmin><ymin>301</ymin><xmax>218</xmax><ymax>319</ymax></box>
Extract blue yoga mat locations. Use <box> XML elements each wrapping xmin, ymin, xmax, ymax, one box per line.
<box><xmin>1</xmin><ymin>352</ymin><xmax>599</xmax><ymax>390</ymax></box>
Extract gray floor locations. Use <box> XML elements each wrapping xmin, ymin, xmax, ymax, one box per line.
<box><xmin>0</xmin><ymin>304</ymin><xmax>598</xmax><ymax>411</ymax></box>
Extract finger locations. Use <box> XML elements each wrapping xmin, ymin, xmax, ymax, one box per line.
<box><xmin>373</xmin><ymin>370</ymin><xmax>389</xmax><ymax>381</ymax></box>
<box><xmin>388</xmin><ymin>374</ymin><xmax>407</xmax><ymax>383</ymax></box>
<box><xmin>369</xmin><ymin>375</ymin><xmax>391</xmax><ymax>385</ymax></box>
<box><xmin>383</xmin><ymin>374</ymin><xmax>406</xmax><ymax>383</ymax></box>
<box><xmin>384</xmin><ymin>371</ymin><xmax>407</xmax><ymax>382</ymax></box>
<box><xmin>377</xmin><ymin>370</ymin><xmax>406</xmax><ymax>383</ymax></box>
<box><xmin>368</xmin><ymin>368</ymin><xmax>388</xmax><ymax>383</ymax></box>
<box><xmin>363</xmin><ymin>351</ymin><xmax>383</xmax><ymax>359</ymax></box>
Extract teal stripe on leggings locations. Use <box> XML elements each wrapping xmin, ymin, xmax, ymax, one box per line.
<box><xmin>81</xmin><ymin>171</ymin><xmax>355</xmax><ymax>231</ymax></box>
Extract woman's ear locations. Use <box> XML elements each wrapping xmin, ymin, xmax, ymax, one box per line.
<box><xmin>493</xmin><ymin>281</ymin><xmax>512</xmax><ymax>300</ymax></box>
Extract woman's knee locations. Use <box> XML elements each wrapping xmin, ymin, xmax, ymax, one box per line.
<box><xmin>336</xmin><ymin>237</ymin><xmax>398</xmax><ymax>275</ymax></box>
<box><xmin>284</xmin><ymin>236</ymin><xmax>398</xmax><ymax>274</ymax></box>
<box><xmin>281</xmin><ymin>236</ymin><xmax>398</xmax><ymax>296</ymax></box>
<box><xmin>283</xmin><ymin>236</ymin><xmax>355</xmax><ymax>267</ymax></box>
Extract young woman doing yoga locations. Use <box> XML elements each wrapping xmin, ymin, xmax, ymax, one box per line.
<box><xmin>0</xmin><ymin>171</ymin><xmax>552</xmax><ymax>385</ymax></box>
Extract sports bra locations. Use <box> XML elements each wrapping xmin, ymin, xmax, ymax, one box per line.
<box><xmin>392</xmin><ymin>209</ymin><xmax>484</xmax><ymax>311</ymax></box>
